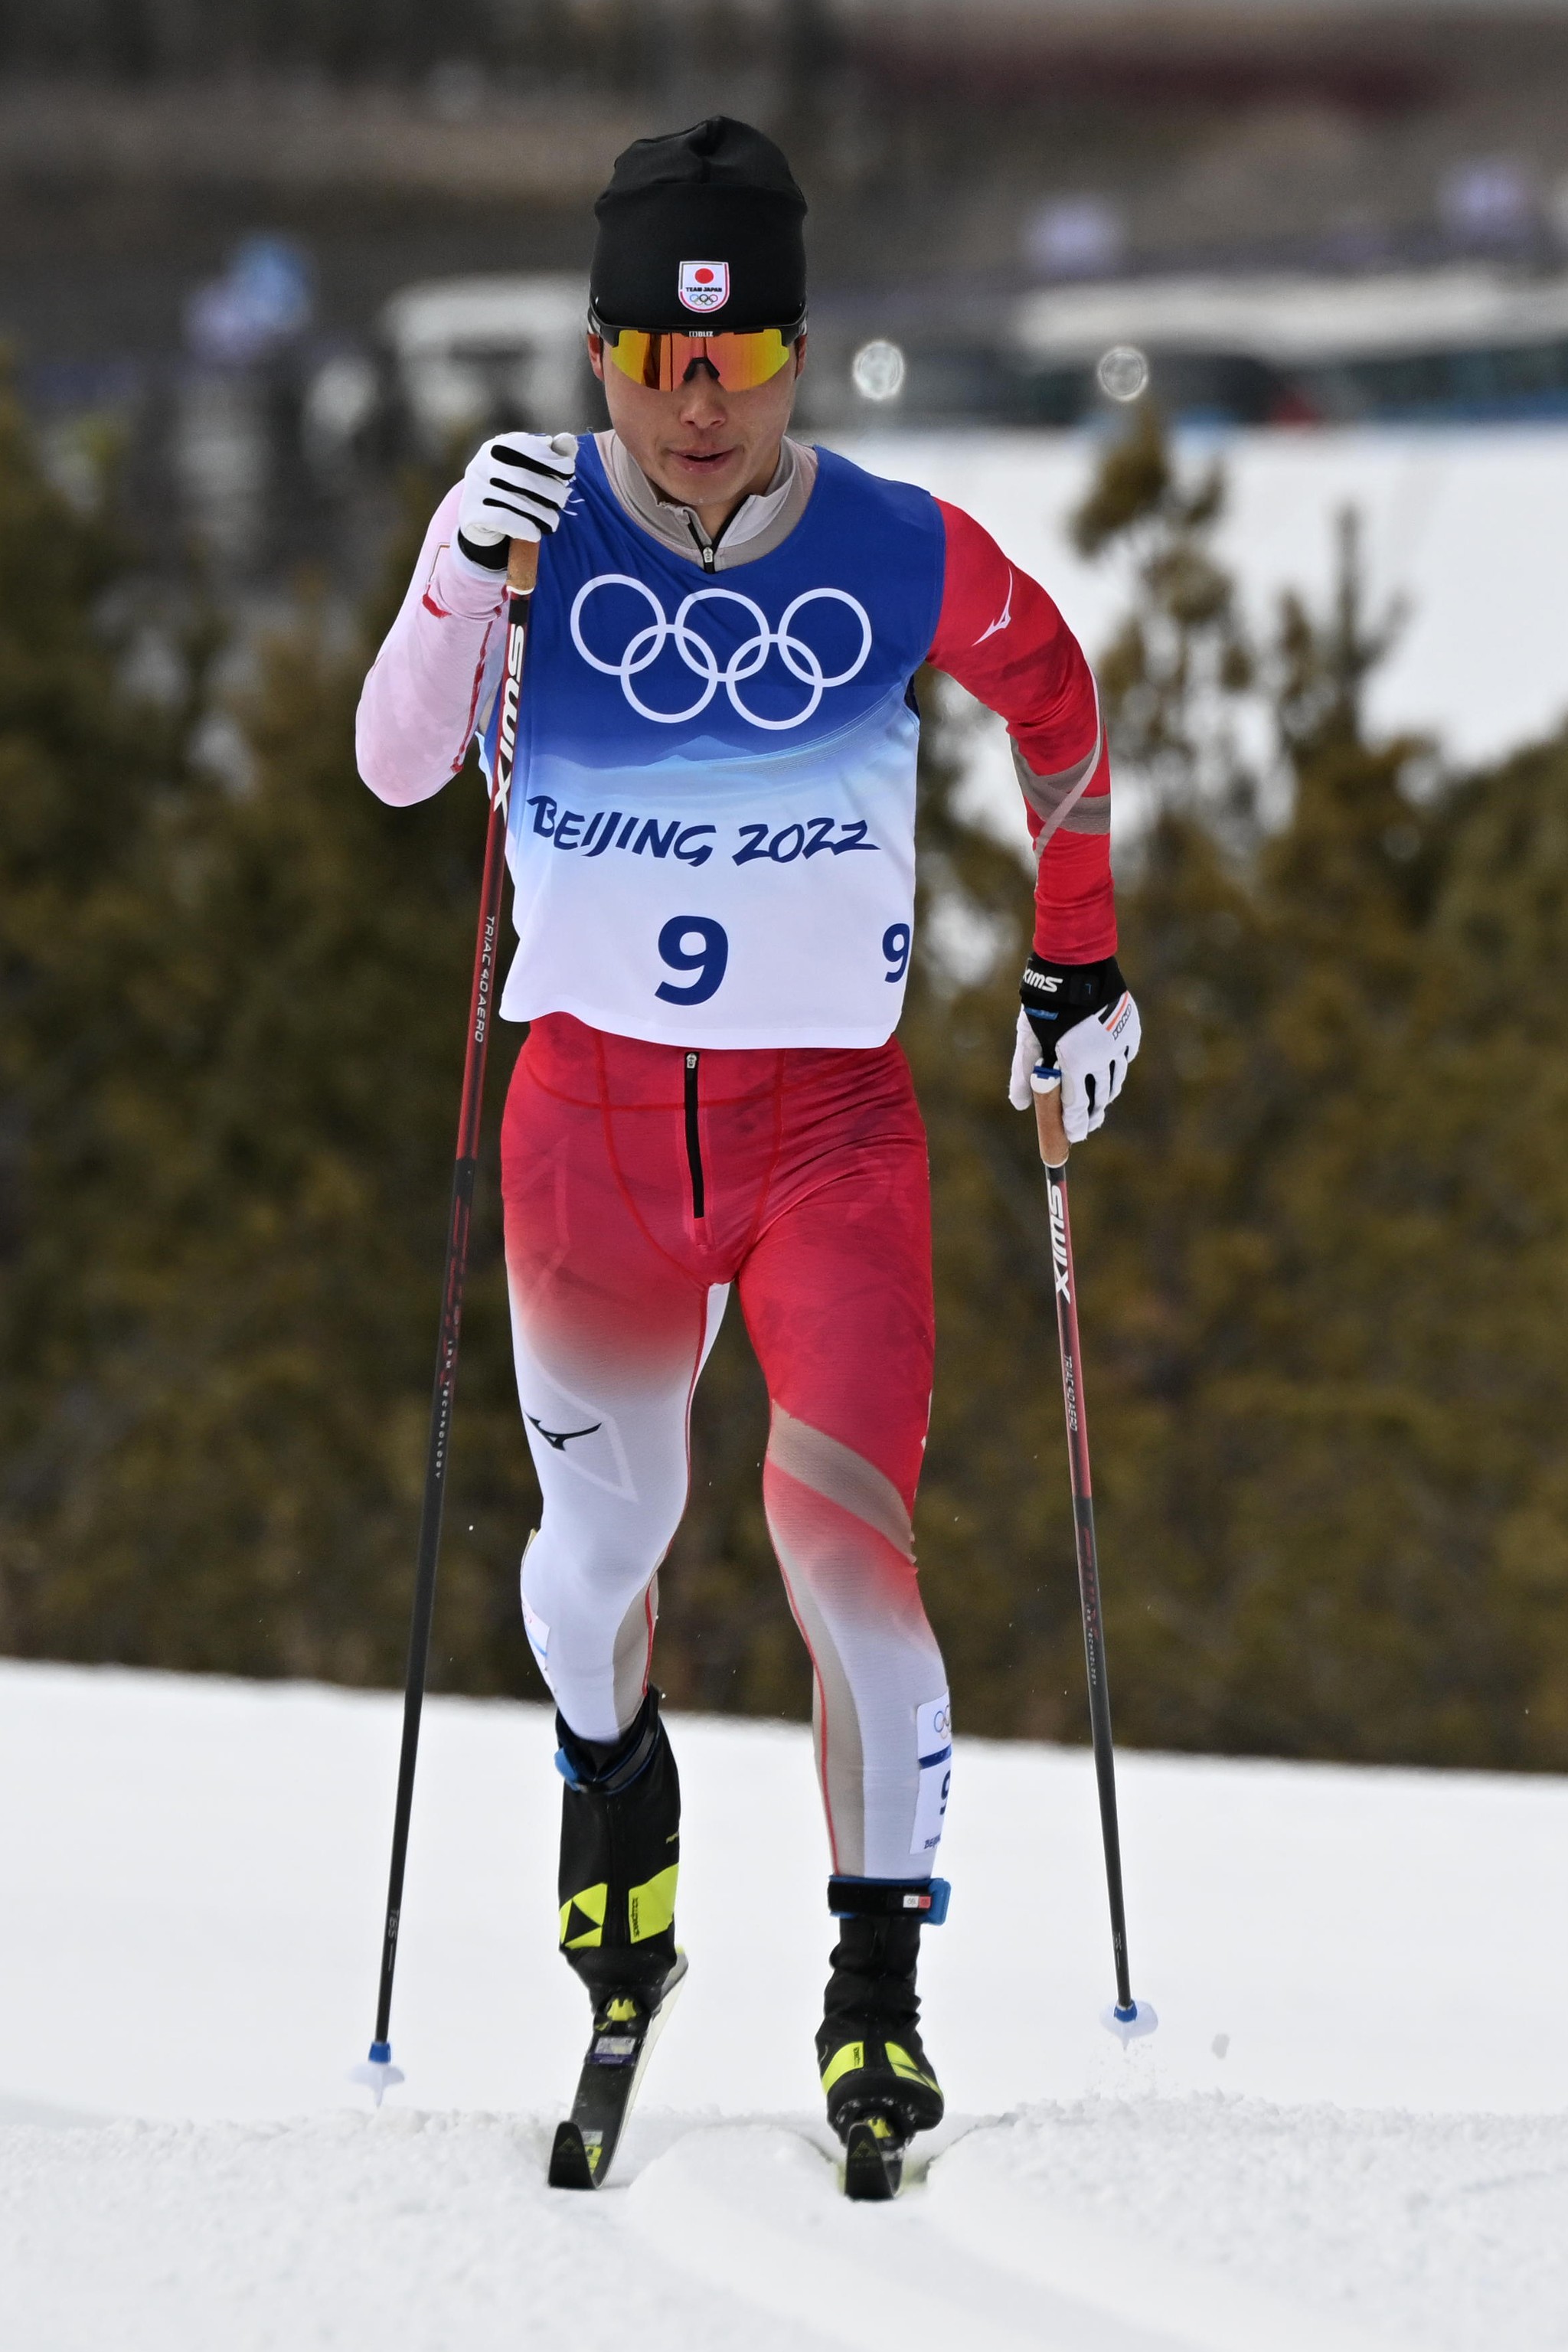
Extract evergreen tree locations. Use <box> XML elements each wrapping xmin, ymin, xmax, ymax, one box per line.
<box><xmin>0</xmin><ymin>443</ymin><xmax>544</xmax><ymax>1689</ymax></box>
<box><xmin>0</xmin><ymin>377</ymin><xmax>217</xmax><ymax>1651</ymax></box>
<box><xmin>1049</xmin><ymin>409</ymin><xmax>1568</xmax><ymax>1767</ymax></box>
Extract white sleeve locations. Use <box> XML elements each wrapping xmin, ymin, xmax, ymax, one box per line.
<box><xmin>354</xmin><ymin>484</ymin><xmax>509</xmax><ymax>807</ymax></box>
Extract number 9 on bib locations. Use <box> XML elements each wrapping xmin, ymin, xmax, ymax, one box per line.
<box><xmin>655</xmin><ymin>916</ymin><xmax>730</xmax><ymax>1006</ymax></box>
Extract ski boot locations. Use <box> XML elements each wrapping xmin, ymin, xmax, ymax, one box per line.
<box><xmin>547</xmin><ymin>1686</ymin><xmax>687</xmax><ymax>2190</ymax></box>
<box><xmin>816</xmin><ymin>1876</ymin><xmax>949</xmax><ymax>2200</ymax></box>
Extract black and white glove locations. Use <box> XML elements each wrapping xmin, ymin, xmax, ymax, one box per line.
<box><xmin>1008</xmin><ymin>952</ymin><xmax>1141</xmax><ymax>1143</ymax></box>
<box><xmin>456</xmin><ymin>431</ymin><xmax>577</xmax><ymax>569</ymax></box>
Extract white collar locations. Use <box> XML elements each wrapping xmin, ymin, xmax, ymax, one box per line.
<box><xmin>598</xmin><ymin>432</ymin><xmax>817</xmax><ymax>570</ymax></box>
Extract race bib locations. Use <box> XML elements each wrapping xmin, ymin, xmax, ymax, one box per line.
<box><xmin>490</xmin><ymin>439</ymin><xmax>944</xmax><ymax>1049</ymax></box>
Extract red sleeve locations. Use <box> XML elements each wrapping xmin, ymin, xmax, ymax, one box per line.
<box><xmin>927</xmin><ymin>498</ymin><xmax>1115</xmax><ymax>964</ymax></box>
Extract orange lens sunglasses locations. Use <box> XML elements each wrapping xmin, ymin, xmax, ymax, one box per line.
<box><xmin>597</xmin><ymin>323</ymin><xmax>802</xmax><ymax>393</ymax></box>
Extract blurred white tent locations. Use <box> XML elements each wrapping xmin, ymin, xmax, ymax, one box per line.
<box><xmin>837</xmin><ymin>423</ymin><xmax>1568</xmax><ymax>835</ymax></box>
<box><xmin>380</xmin><ymin>276</ymin><xmax>590</xmax><ymax>459</ymax></box>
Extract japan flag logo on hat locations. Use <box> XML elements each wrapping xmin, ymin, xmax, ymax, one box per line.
<box><xmin>678</xmin><ymin>260</ymin><xmax>730</xmax><ymax>314</ymax></box>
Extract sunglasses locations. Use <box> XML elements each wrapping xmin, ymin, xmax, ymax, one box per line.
<box><xmin>596</xmin><ymin>321</ymin><xmax>803</xmax><ymax>393</ymax></box>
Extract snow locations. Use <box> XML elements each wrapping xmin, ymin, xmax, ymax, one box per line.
<box><xmin>833</xmin><ymin>425</ymin><xmax>1568</xmax><ymax>856</ymax></box>
<box><xmin>2</xmin><ymin>1660</ymin><xmax>1566</xmax><ymax>2347</ymax></box>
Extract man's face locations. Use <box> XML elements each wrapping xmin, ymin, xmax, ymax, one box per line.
<box><xmin>588</xmin><ymin>332</ymin><xmax>807</xmax><ymax>514</ymax></box>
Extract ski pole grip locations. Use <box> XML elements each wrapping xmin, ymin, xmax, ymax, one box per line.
<box><xmin>1031</xmin><ymin>1066</ymin><xmax>1070</xmax><ymax>1168</ymax></box>
<box><xmin>506</xmin><ymin>537</ymin><xmax>540</xmax><ymax>595</ymax></box>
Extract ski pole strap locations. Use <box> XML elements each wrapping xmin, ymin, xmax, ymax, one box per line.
<box><xmin>828</xmin><ymin>1875</ymin><xmax>950</xmax><ymax>1924</ymax></box>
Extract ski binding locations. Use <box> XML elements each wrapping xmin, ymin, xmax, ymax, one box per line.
<box><xmin>547</xmin><ymin>1951</ymin><xmax>687</xmax><ymax>2190</ymax></box>
<box><xmin>841</xmin><ymin>2108</ymin><xmax>907</xmax><ymax>2201</ymax></box>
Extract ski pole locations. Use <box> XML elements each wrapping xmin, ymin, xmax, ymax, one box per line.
<box><xmin>353</xmin><ymin>534</ymin><xmax>539</xmax><ymax>2103</ymax></box>
<box><xmin>1030</xmin><ymin>1063</ymin><xmax>1157</xmax><ymax>2047</ymax></box>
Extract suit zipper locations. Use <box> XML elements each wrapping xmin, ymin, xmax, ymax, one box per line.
<box><xmin>684</xmin><ymin>1052</ymin><xmax>706</xmax><ymax>1220</ymax></box>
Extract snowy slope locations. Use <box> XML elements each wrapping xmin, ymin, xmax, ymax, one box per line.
<box><xmin>2</xmin><ymin>1661</ymin><xmax>1566</xmax><ymax>2349</ymax></box>
<box><xmin>833</xmin><ymin>425</ymin><xmax>1568</xmax><ymax>858</ymax></box>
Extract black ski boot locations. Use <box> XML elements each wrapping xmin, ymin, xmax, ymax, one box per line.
<box><xmin>547</xmin><ymin>1687</ymin><xmax>686</xmax><ymax>2190</ymax></box>
<box><xmin>556</xmin><ymin>1684</ymin><xmax>681</xmax><ymax>1999</ymax></box>
<box><xmin>816</xmin><ymin>1877</ymin><xmax>948</xmax><ymax>2200</ymax></box>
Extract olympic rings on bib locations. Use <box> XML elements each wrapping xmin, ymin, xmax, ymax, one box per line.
<box><xmin>570</xmin><ymin>576</ymin><xmax>873</xmax><ymax>731</ymax></box>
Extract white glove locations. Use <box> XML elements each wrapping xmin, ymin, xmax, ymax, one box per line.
<box><xmin>1008</xmin><ymin>991</ymin><xmax>1141</xmax><ymax>1142</ymax></box>
<box><xmin>457</xmin><ymin>431</ymin><xmax>577</xmax><ymax>558</ymax></box>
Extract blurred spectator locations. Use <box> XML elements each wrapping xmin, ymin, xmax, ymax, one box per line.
<box><xmin>185</xmin><ymin>237</ymin><xmax>314</xmax><ymax>371</ymax></box>
<box><xmin>1437</xmin><ymin>159</ymin><xmax>1537</xmax><ymax>255</ymax></box>
<box><xmin>178</xmin><ymin>238</ymin><xmax>315</xmax><ymax>571</ymax></box>
<box><xmin>1022</xmin><ymin>196</ymin><xmax>1126</xmax><ymax>283</ymax></box>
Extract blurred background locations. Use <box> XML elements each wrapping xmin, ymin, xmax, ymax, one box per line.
<box><xmin>17</xmin><ymin>0</ymin><xmax>1568</xmax><ymax>572</ymax></box>
<box><xmin>5</xmin><ymin>0</ymin><xmax>1568</xmax><ymax>1770</ymax></box>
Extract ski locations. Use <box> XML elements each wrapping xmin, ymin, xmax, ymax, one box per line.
<box><xmin>841</xmin><ymin>2110</ymin><xmax>907</xmax><ymax>2201</ymax></box>
<box><xmin>547</xmin><ymin>1952</ymin><xmax>688</xmax><ymax>2190</ymax></box>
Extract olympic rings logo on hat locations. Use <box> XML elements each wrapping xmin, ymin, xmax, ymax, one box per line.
<box><xmin>569</xmin><ymin>575</ymin><xmax>872</xmax><ymax>730</ymax></box>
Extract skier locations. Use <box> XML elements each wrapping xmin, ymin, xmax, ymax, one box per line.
<box><xmin>357</xmin><ymin>116</ymin><xmax>1138</xmax><ymax>2186</ymax></box>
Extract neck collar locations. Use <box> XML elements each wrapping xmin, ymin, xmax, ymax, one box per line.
<box><xmin>596</xmin><ymin>432</ymin><xmax>818</xmax><ymax>570</ymax></box>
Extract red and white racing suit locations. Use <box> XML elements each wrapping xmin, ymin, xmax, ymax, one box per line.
<box><xmin>358</xmin><ymin>433</ymin><xmax>1116</xmax><ymax>1881</ymax></box>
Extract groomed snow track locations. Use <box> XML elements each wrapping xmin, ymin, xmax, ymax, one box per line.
<box><xmin>2</xmin><ymin>1665</ymin><xmax>1566</xmax><ymax>2349</ymax></box>
<box><xmin>8</xmin><ymin>2099</ymin><xmax>1566</xmax><ymax>2350</ymax></box>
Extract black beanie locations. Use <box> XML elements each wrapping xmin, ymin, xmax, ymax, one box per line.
<box><xmin>591</xmin><ymin>116</ymin><xmax>807</xmax><ymax>334</ymax></box>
